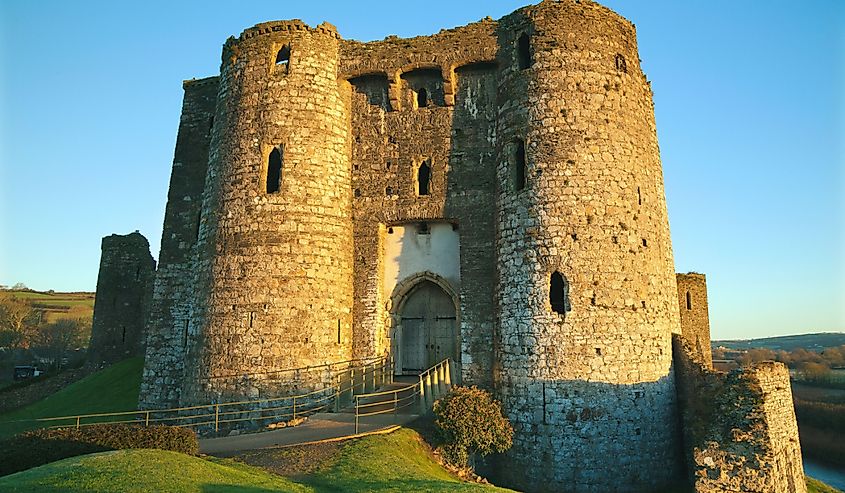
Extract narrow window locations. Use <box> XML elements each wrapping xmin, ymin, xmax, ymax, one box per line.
<box><xmin>615</xmin><ymin>54</ymin><xmax>627</xmax><ymax>73</ymax></box>
<box><xmin>267</xmin><ymin>147</ymin><xmax>283</xmax><ymax>194</ymax></box>
<box><xmin>337</xmin><ymin>319</ymin><xmax>341</xmax><ymax>344</ymax></box>
<box><xmin>686</xmin><ymin>291</ymin><xmax>692</xmax><ymax>310</ymax></box>
<box><xmin>121</xmin><ymin>326</ymin><xmax>126</xmax><ymax>344</ymax></box>
<box><xmin>275</xmin><ymin>45</ymin><xmax>290</xmax><ymax>71</ymax></box>
<box><xmin>517</xmin><ymin>33</ymin><xmax>532</xmax><ymax>70</ymax></box>
<box><xmin>513</xmin><ymin>139</ymin><xmax>526</xmax><ymax>191</ymax></box>
<box><xmin>183</xmin><ymin>320</ymin><xmax>189</xmax><ymax>349</ymax></box>
<box><xmin>194</xmin><ymin>211</ymin><xmax>202</xmax><ymax>241</ymax></box>
<box><xmin>418</xmin><ymin>222</ymin><xmax>430</xmax><ymax>235</ymax></box>
<box><xmin>135</xmin><ymin>266</ymin><xmax>141</xmax><ymax>281</ymax></box>
<box><xmin>550</xmin><ymin>271</ymin><xmax>570</xmax><ymax>314</ymax></box>
<box><xmin>249</xmin><ymin>312</ymin><xmax>255</xmax><ymax>328</ymax></box>
<box><xmin>637</xmin><ymin>186</ymin><xmax>642</xmax><ymax>205</ymax></box>
<box><xmin>417</xmin><ymin>160</ymin><xmax>431</xmax><ymax>196</ymax></box>
<box><xmin>417</xmin><ymin>88</ymin><xmax>428</xmax><ymax>108</ymax></box>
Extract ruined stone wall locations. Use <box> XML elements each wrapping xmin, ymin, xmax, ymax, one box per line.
<box><xmin>89</xmin><ymin>232</ymin><xmax>155</xmax><ymax>365</ymax></box>
<box><xmin>339</xmin><ymin>21</ymin><xmax>500</xmax><ymax>386</ymax></box>
<box><xmin>493</xmin><ymin>2</ymin><xmax>682</xmax><ymax>491</ymax></box>
<box><xmin>673</xmin><ymin>334</ymin><xmax>806</xmax><ymax>493</ymax></box>
<box><xmin>676</xmin><ymin>272</ymin><xmax>712</xmax><ymax>367</ymax></box>
<box><xmin>182</xmin><ymin>21</ymin><xmax>354</xmax><ymax>404</ymax></box>
<box><xmin>140</xmin><ymin>77</ymin><xmax>218</xmax><ymax>409</ymax></box>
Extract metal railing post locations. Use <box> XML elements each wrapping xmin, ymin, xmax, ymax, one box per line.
<box><xmin>145</xmin><ymin>411</ymin><xmax>150</xmax><ymax>427</ymax></box>
<box><xmin>214</xmin><ymin>404</ymin><xmax>219</xmax><ymax>433</ymax></box>
<box><xmin>354</xmin><ymin>396</ymin><xmax>359</xmax><ymax>434</ymax></box>
<box><xmin>444</xmin><ymin>359</ymin><xmax>452</xmax><ymax>391</ymax></box>
<box><xmin>389</xmin><ymin>356</ymin><xmax>395</xmax><ymax>384</ymax></box>
<box><xmin>424</xmin><ymin>372</ymin><xmax>433</xmax><ymax>409</ymax></box>
<box><xmin>418</xmin><ymin>375</ymin><xmax>427</xmax><ymax>413</ymax></box>
<box><xmin>293</xmin><ymin>395</ymin><xmax>297</xmax><ymax>421</ymax></box>
<box><xmin>76</xmin><ymin>416</ymin><xmax>80</xmax><ymax>430</ymax></box>
<box><xmin>437</xmin><ymin>363</ymin><xmax>446</xmax><ymax>396</ymax></box>
<box><xmin>393</xmin><ymin>390</ymin><xmax>398</xmax><ymax>416</ymax></box>
<box><xmin>432</xmin><ymin>366</ymin><xmax>441</xmax><ymax>401</ymax></box>
<box><xmin>334</xmin><ymin>376</ymin><xmax>341</xmax><ymax>412</ymax></box>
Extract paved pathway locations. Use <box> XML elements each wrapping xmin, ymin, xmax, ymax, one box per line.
<box><xmin>199</xmin><ymin>411</ymin><xmax>419</xmax><ymax>456</ymax></box>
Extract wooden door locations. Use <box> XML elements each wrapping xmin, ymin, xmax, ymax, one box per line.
<box><xmin>399</xmin><ymin>280</ymin><xmax>457</xmax><ymax>373</ymax></box>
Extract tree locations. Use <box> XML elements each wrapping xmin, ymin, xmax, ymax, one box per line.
<box><xmin>11</xmin><ymin>283</ymin><xmax>28</xmax><ymax>291</ymax></box>
<box><xmin>0</xmin><ymin>294</ymin><xmax>38</xmax><ymax>350</ymax></box>
<box><xmin>33</xmin><ymin>319</ymin><xmax>84</xmax><ymax>370</ymax></box>
<box><xmin>798</xmin><ymin>362</ymin><xmax>832</xmax><ymax>383</ymax></box>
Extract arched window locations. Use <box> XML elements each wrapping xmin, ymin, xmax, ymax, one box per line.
<box><xmin>686</xmin><ymin>291</ymin><xmax>692</xmax><ymax>310</ymax></box>
<box><xmin>267</xmin><ymin>147</ymin><xmax>283</xmax><ymax>194</ymax></box>
<box><xmin>275</xmin><ymin>45</ymin><xmax>290</xmax><ymax>66</ymax></box>
<box><xmin>417</xmin><ymin>88</ymin><xmax>428</xmax><ymax>108</ymax></box>
<box><xmin>517</xmin><ymin>33</ymin><xmax>532</xmax><ymax>70</ymax></box>
<box><xmin>417</xmin><ymin>160</ymin><xmax>431</xmax><ymax>196</ymax></box>
<box><xmin>512</xmin><ymin>139</ymin><xmax>526</xmax><ymax>191</ymax></box>
<box><xmin>550</xmin><ymin>271</ymin><xmax>570</xmax><ymax>315</ymax></box>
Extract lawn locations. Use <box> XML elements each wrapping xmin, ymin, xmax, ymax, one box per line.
<box><xmin>0</xmin><ymin>425</ymin><xmax>840</xmax><ymax>492</ymax></box>
<box><xmin>0</xmin><ymin>449</ymin><xmax>309</xmax><ymax>493</ymax></box>
<box><xmin>0</xmin><ymin>357</ymin><xmax>144</xmax><ymax>438</ymax></box>
<box><xmin>809</xmin><ymin>477</ymin><xmax>842</xmax><ymax>493</ymax></box>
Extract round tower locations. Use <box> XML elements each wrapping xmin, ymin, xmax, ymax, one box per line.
<box><xmin>494</xmin><ymin>1</ymin><xmax>682</xmax><ymax>491</ymax></box>
<box><xmin>184</xmin><ymin>20</ymin><xmax>353</xmax><ymax>403</ymax></box>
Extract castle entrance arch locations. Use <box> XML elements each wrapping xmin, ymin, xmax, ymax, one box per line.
<box><xmin>394</xmin><ymin>277</ymin><xmax>458</xmax><ymax>375</ymax></box>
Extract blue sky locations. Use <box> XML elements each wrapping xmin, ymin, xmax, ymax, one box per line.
<box><xmin>0</xmin><ymin>0</ymin><xmax>842</xmax><ymax>340</ymax></box>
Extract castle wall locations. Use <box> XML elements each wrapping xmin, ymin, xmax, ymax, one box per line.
<box><xmin>89</xmin><ymin>232</ymin><xmax>155</xmax><ymax>366</ymax></box>
<box><xmin>341</xmin><ymin>21</ymin><xmax>500</xmax><ymax>385</ymax></box>
<box><xmin>673</xmin><ymin>334</ymin><xmax>806</xmax><ymax>493</ymax></box>
<box><xmin>139</xmin><ymin>77</ymin><xmax>218</xmax><ymax>409</ymax></box>
<box><xmin>676</xmin><ymin>272</ymin><xmax>712</xmax><ymax>367</ymax></box>
<box><xmin>182</xmin><ymin>21</ymin><xmax>354</xmax><ymax>404</ymax></box>
<box><xmin>492</xmin><ymin>2</ymin><xmax>682</xmax><ymax>491</ymax></box>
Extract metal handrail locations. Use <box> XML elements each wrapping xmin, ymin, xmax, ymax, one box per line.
<box><xmin>202</xmin><ymin>355</ymin><xmax>386</xmax><ymax>381</ymax></box>
<box><xmin>0</xmin><ymin>356</ymin><xmax>393</xmax><ymax>436</ymax></box>
<box><xmin>353</xmin><ymin>358</ymin><xmax>452</xmax><ymax>433</ymax></box>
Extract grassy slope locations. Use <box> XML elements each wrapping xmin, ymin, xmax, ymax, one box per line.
<box><xmin>808</xmin><ymin>477</ymin><xmax>842</xmax><ymax>493</ymax></box>
<box><xmin>0</xmin><ymin>426</ymin><xmax>840</xmax><ymax>492</ymax></box>
<box><xmin>0</xmin><ymin>449</ymin><xmax>309</xmax><ymax>493</ymax></box>
<box><xmin>303</xmin><ymin>428</ymin><xmax>512</xmax><ymax>492</ymax></box>
<box><xmin>0</xmin><ymin>357</ymin><xmax>143</xmax><ymax>438</ymax></box>
<box><xmin>5</xmin><ymin>290</ymin><xmax>94</xmax><ymax>323</ymax></box>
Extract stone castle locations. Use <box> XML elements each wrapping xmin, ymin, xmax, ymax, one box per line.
<box><xmin>88</xmin><ymin>1</ymin><xmax>807</xmax><ymax>491</ymax></box>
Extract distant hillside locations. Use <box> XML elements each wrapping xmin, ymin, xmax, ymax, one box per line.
<box><xmin>2</xmin><ymin>289</ymin><xmax>95</xmax><ymax>323</ymax></box>
<box><xmin>714</xmin><ymin>332</ymin><xmax>845</xmax><ymax>352</ymax></box>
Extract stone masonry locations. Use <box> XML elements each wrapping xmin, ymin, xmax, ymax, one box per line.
<box><xmin>85</xmin><ymin>1</ymin><xmax>809</xmax><ymax>491</ymax></box>
<box><xmin>677</xmin><ymin>272</ymin><xmax>712</xmax><ymax>367</ymax></box>
<box><xmin>673</xmin><ymin>335</ymin><xmax>806</xmax><ymax>493</ymax></box>
<box><xmin>89</xmin><ymin>231</ymin><xmax>155</xmax><ymax>365</ymax></box>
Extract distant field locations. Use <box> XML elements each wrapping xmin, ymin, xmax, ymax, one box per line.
<box><xmin>714</xmin><ymin>332</ymin><xmax>845</xmax><ymax>352</ymax></box>
<box><xmin>3</xmin><ymin>290</ymin><xmax>95</xmax><ymax>323</ymax></box>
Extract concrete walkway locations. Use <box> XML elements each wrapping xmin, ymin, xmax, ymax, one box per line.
<box><xmin>199</xmin><ymin>411</ymin><xmax>418</xmax><ymax>456</ymax></box>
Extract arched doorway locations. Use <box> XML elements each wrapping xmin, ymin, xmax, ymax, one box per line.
<box><xmin>397</xmin><ymin>280</ymin><xmax>458</xmax><ymax>374</ymax></box>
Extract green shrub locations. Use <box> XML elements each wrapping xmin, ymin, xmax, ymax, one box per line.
<box><xmin>0</xmin><ymin>424</ymin><xmax>198</xmax><ymax>476</ymax></box>
<box><xmin>432</xmin><ymin>386</ymin><xmax>513</xmax><ymax>468</ymax></box>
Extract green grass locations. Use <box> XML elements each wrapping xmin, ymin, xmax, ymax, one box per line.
<box><xmin>808</xmin><ymin>477</ymin><xmax>843</xmax><ymax>493</ymax></box>
<box><xmin>0</xmin><ymin>357</ymin><xmax>144</xmax><ymax>438</ymax></box>
<box><xmin>0</xmin><ymin>425</ymin><xmax>839</xmax><ymax>493</ymax></box>
<box><xmin>302</xmin><ymin>428</ymin><xmax>511</xmax><ymax>492</ymax></box>
<box><xmin>0</xmin><ymin>449</ymin><xmax>309</xmax><ymax>493</ymax></box>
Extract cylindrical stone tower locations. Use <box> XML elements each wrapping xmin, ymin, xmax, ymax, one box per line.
<box><xmin>494</xmin><ymin>2</ymin><xmax>682</xmax><ymax>491</ymax></box>
<box><xmin>183</xmin><ymin>20</ymin><xmax>354</xmax><ymax>404</ymax></box>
